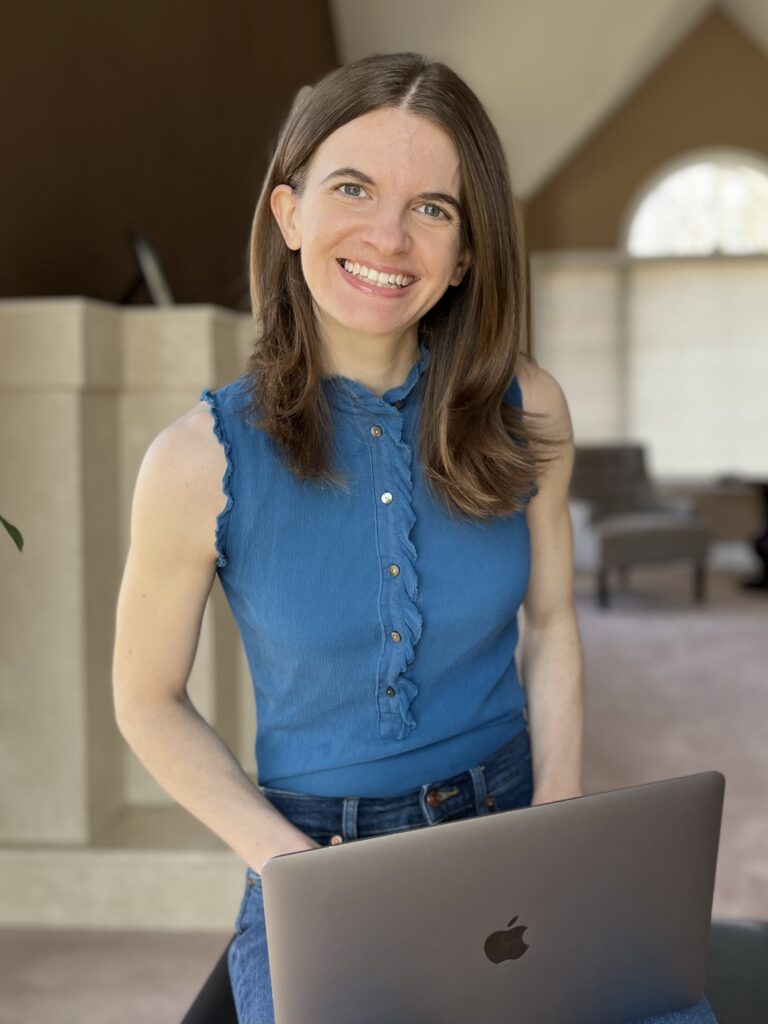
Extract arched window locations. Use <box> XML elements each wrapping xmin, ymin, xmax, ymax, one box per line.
<box><xmin>618</xmin><ymin>148</ymin><xmax>768</xmax><ymax>478</ymax></box>
<box><xmin>530</xmin><ymin>147</ymin><xmax>768</xmax><ymax>480</ymax></box>
<box><xmin>623</xmin><ymin>148</ymin><xmax>768</xmax><ymax>256</ymax></box>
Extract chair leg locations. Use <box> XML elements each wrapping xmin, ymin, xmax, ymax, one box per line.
<box><xmin>179</xmin><ymin>940</ymin><xmax>238</xmax><ymax>1024</ymax></box>
<box><xmin>597</xmin><ymin>569</ymin><xmax>610</xmax><ymax>609</ymax></box>
<box><xmin>694</xmin><ymin>559</ymin><xmax>707</xmax><ymax>603</ymax></box>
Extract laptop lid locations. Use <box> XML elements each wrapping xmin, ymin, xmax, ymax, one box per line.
<box><xmin>261</xmin><ymin>770</ymin><xmax>725</xmax><ymax>1024</ymax></box>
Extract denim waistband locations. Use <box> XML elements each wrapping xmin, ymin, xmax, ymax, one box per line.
<box><xmin>256</xmin><ymin>727</ymin><xmax>533</xmax><ymax>843</ymax></box>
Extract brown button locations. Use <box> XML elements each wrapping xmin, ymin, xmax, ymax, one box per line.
<box><xmin>390</xmin><ymin>630</ymin><xmax>401</xmax><ymax>642</ymax></box>
<box><xmin>426</xmin><ymin>790</ymin><xmax>442</xmax><ymax>808</ymax></box>
<box><xmin>393</xmin><ymin>399</ymin><xmax>404</xmax><ymax>409</ymax></box>
<box><xmin>329</xmin><ymin>834</ymin><xmax>344</xmax><ymax>845</ymax></box>
<box><xmin>370</xmin><ymin>425</ymin><xmax>383</xmax><ymax>437</ymax></box>
<box><xmin>388</xmin><ymin>564</ymin><xmax>400</xmax><ymax>577</ymax></box>
<box><xmin>386</xmin><ymin>686</ymin><xmax>396</xmax><ymax>697</ymax></box>
<box><xmin>485</xmin><ymin>796</ymin><xmax>496</xmax><ymax>810</ymax></box>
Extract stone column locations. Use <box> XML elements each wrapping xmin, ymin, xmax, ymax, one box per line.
<box><xmin>0</xmin><ymin>299</ymin><xmax>256</xmax><ymax>842</ymax></box>
<box><xmin>0</xmin><ymin>298</ymin><xmax>123</xmax><ymax>843</ymax></box>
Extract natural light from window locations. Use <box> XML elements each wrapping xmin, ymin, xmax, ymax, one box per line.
<box><xmin>627</xmin><ymin>152</ymin><xmax>768</xmax><ymax>256</ymax></box>
<box><xmin>531</xmin><ymin>149</ymin><xmax>768</xmax><ymax>479</ymax></box>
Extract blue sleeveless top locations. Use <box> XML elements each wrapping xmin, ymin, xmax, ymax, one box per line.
<box><xmin>200</xmin><ymin>339</ymin><xmax>533</xmax><ymax>797</ymax></box>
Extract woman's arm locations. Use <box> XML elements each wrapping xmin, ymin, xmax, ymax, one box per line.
<box><xmin>112</xmin><ymin>402</ymin><xmax>320</xmax><ymax>873</ymax></box>
<box><xmin>516</xmin><ymin>359</ymin><xmax>584</xmax><ymax>805</ymax></box>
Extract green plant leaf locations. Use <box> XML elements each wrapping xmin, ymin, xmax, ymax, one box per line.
<box><xmin>0</xmin><ymin>514</ymin><xmax>24</xmax><ymax>551</ymax></box>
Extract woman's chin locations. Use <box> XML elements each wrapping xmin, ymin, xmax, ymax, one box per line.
<box><xmin>325</xmin><ymin>310</ymin><xmax>415</xmax><ymax>340</ymax></box>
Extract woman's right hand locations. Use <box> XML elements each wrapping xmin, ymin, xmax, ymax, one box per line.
<box><xmin>257</xmin><ymin>833</ymin><xmax>323</xmax><ymax>874</ymax></box>
<box><xmin>113</xmin><ymin>407</ymin><xmax>330</xmax><ymax>882</ymax></box>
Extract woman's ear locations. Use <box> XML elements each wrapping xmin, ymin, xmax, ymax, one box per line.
<box><xmin>450</xmin><ymin>251</ymin><xmax>471</xmax><ymax>287</ymax></box>
<box><xmin>270</xmin><ymin>184</ymin><xmax>302</xmax><ymax>251</ymax></box>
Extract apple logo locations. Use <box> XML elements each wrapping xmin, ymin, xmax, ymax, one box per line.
<box><xmin>484</xmin><ymin>915</ymin><xmax>530</xmax><ymax>964</ymax></box>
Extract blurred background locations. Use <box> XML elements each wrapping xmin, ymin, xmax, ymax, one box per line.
<box><xmin>1</xmin><ymin>1</ymin><xmax>766</xmax><ymax>1021</ymax></box>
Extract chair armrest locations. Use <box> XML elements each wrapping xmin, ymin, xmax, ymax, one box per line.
<box><xmin>568</xmin><ymin>499</ymin><xmax>601</xmax><ymax>571</ymax></box>
<box><xmin>568</xmin><ymin>497</ymin><xmax>596</xmax><ymax>529</ymax></box>
<box><xmin>657</xmin><ymin>497</ymin><xmax>697</xmax><ymax>518</ymax></box>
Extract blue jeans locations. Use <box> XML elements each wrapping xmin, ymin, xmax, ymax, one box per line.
<box><xmin>228</xmin><ymin>729</ymin><xmax>718</xmax><ymax>1024</ymax></box>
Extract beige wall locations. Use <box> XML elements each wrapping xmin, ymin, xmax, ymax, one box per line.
<box><xmin>523</xmin><ymin>8</ymin><xmax>768</xmax><ymax>250</ymax></box>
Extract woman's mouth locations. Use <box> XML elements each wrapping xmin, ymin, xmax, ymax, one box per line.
<box><xmin>336</xmin><ymin>258</ymin><xmax>416</xmax><ymax>291</ymax></box>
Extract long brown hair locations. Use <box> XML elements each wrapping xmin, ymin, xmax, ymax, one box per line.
<box><xmin>241</xmin><ymin>51</ymin><xmax>563</xmax><ymax>519</ymax></box>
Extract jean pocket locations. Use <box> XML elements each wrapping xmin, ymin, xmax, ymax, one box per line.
<box><xmin>488</xmin><ymin>768</ymin><xmax>534</xmax><ymax>813</ymax></box>
<box><xmin>234</xmin><ymin>868</ymin><xmax>264</xmax><ymax>937</ymax></box>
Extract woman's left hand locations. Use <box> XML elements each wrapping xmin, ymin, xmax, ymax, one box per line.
<box><xmin>531</xmin><ymin>785</ymin><xmax>583</xmax><ymax>806</ymax></box>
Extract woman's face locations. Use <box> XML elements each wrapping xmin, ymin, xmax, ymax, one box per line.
<box><xmin>270</xmin><ymin>107</ymin><xmax>470</xmax><ymax>350</ymax></box>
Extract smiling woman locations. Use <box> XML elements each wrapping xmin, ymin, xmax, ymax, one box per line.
<box><xmin>113</xmin><ymin>51</ymin><xmax>720</xmax><ymax>1024</ymax></box>
<box><xmin>266</xmin><ymin>105</ymin><xmax>474</xmax><ymax>411</ymax></box>
<box><xmin>240</xmin><ymin>55</ymin><xmax>563</xmax><ymax>516</ymax></box>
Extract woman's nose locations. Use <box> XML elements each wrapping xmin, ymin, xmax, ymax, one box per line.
<box><xmin>359</xmin><ymin>203</ymin><xmax>410</xmax><ymax>254</ymax></box>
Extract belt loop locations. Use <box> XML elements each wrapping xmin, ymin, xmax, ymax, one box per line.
<box><xmin>419</xmin><ymin>783</ymin><xmax>435</xmax><ymax>824</ymax></box>
<box><xmin>469</xmin><ymin>764</ymin><xmax>488</xmax><ymax>816</ymax></box>
<box><xmin>342</xmin><ymin>797</ymin><xmax>359</xmax><ymax>840</ymax></box>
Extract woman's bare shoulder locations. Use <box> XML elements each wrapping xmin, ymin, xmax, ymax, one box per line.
<box><xmin>148</xmin><ymin>400</ymin><xmax>229</xmax><ymax>482</ymax></box>
<box><xmin>515</xmin><ymin>354</ymin><xmax>571</xmax><ymax>432</ymax></box>
<box><xmin>132</xmin><ymin>401</ymin><xmax>230</xmax><ymax>566</ymax></box>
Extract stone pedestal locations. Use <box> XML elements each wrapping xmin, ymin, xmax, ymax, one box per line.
<box><xmin>0</xmin><ymin>299</ymin><xmax>256</xmax><ymax>927</ymax></box>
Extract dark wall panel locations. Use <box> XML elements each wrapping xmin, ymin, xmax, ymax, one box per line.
<box><xmin>1</xmin><ymin>2</ymin><xmax>338</xmax><ymax>308</ymax></box>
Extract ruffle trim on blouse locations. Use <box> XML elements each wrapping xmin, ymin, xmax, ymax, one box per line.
<box><xmin>524</xmin><ymin>482</ymin><xmax>540</xmax><ymax>507</ymax></box>
<box><xmin>378</xmin><ymin>409</ymin><xmax>424</xmax><ymax>742</ymax></box>
<box><xmin>199</xmin><ymin>387</ymin><xmax>234</xmax><ymax>569</ymax></box>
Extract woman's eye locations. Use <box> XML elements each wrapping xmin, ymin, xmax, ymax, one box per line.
<box><xmin>337</xmin><ymin>183</ymin><xmax>366</xmax><ymax>198</ymax></box>
<box><xmin>420</xmin><ymin>203</ymin><xmax>450</xmax><ymax>221</ymax></box>
<box><xmin>335</xmin><ymin>185</ymin><xmax>450</xmax><ymax>221</ymax></box>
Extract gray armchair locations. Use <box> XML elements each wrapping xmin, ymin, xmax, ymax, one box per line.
<box><xmin>569</xmin><ymin>445</ymin><xmax>711</xmax><ymax>608</ymax></box>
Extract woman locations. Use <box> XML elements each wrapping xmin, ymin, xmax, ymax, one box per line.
<box><xmin>113</xmin><ymin>53</ymin><xmax>718</xmax><ymax>1024</ymax></box>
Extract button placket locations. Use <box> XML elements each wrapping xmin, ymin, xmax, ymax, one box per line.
<box><xmin>372</xmin><ymin>416</ymin><xmax>397</xmax><ymax>722</ymax></box>
<box><xmin>370</xmin><ymin>408</ymin><xmax>419</xmax><ymax>739</ymax></box>
<box><xmin>375</xmin><ymin>425</ymin><xmax>399</xmax><ymax>658</ymax></box>
<box><xmin>337</xmin><ymin>361</ymin><xmax>426</xmax><ymax>743</ymax></box>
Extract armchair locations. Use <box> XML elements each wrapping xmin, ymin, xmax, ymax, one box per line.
<box><xmin>569</xmin><ymin>445</ymin><xmax>711</xmax><ymax>608</ymax></box>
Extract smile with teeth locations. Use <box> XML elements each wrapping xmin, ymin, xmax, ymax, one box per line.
<box><xmin>338</xmin><ymin>259</ymin><xmax>415</xmax><ymax>289</ymax></box>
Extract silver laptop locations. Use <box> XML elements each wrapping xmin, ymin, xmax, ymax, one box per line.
<box><xmin>261</xmin><ymin>770</ymin><xmax>724</xmax><ymax>1024</ymax></box>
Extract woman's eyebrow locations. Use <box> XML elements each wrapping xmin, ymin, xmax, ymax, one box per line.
<box><xmin>319</xmin><ymin>166</ymin><xmax>462</xmax><ymax>216</ymax></box>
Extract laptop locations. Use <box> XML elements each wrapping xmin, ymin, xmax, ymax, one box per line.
<box><xmin>260</xmin><ymin>770</ymin><xmax>725</xmax><ymax>1024</ymax></box>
